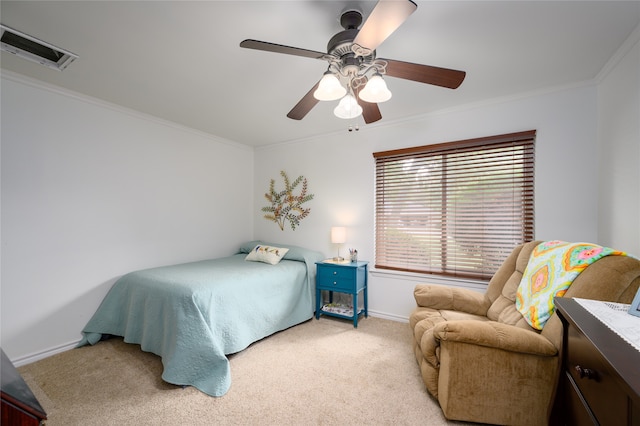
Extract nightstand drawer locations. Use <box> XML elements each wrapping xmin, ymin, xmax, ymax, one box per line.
<box><xmin>317</xmin><ymin>267</ymin><xmax>354</xmax><ymax>292</ymax></box>
<box><xmin>566</xmin><ymin>324</ymin><xmax>628</xmax><ymax>425</ymax></box>
<box><xmin>318</xmin><ymin>266</ymin><xmax>353</xmax><ymax>281</ymax></box>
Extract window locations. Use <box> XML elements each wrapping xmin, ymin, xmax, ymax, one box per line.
<box><xmin>373</xmin><ymin>130</ymin><xmax>535</xmax><ymax>280</ymax></box>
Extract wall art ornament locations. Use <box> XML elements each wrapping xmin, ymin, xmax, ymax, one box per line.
<box><xmin>262</xmin><ymin>170</ymin><xmax>314</xmax><ymax>231</ymax></box>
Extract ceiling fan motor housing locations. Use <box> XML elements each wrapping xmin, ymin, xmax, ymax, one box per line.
<box><xmin>328</xmin><ymin>10</ymin><xmax>376</xmax><ymax>76</ymax></box>
<box><xmin>340</xmin><ymin>9</ymin><xmax>362</xmax><ymax>29</ymax></box>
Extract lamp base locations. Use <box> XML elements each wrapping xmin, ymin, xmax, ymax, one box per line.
<box><xmin>333</xmin><ymin>256</ymin><xmax>344</xmax><ymax>262</ymax></box>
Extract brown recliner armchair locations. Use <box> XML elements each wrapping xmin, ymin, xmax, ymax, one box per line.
<box><xmin>409</xmin><ymin>240</ymin><xmax>640</xmax><ymax>426</ymax></box>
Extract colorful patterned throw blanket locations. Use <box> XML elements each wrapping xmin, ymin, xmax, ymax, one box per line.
<box><xmin>516</xmin><ymin>240</ymin><xmax>627</xmax><ymax>330</ymax></box>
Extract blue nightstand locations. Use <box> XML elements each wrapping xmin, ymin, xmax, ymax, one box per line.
<box><xmin>315</xmin><ymin>261</ymin><xmax>368</xmax><ymax>327</ymax></box>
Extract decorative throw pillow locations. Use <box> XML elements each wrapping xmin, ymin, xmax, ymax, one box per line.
<box><xmin>245</xmin><ymin>244</ymin><xmax>289</xmax><ymax>265</ymax></box>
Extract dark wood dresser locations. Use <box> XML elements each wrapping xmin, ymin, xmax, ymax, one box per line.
<box><xmin>553</xmin><ymin>298</ymin><xmax>640</xmax><ymax>425</ymax></box>
<box><xmin>1</xmin><ymin>349</ymin><xmax>47</xmax><ymax>425</ymax></box>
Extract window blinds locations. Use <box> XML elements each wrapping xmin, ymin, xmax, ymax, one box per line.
<box><xmin>373</xmin><ymin>130</ymin><xmax>535</xmax><ymax>280</ymax></box>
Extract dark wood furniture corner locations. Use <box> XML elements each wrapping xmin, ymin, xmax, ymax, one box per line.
<box><xmin>1</xmin><ymin>349</ymin><xmax>47</xmax><ymax>426</ymax></box>
<box><xmin>552</xmin><ymin>298</ymin><xmax>640</xmax><ymax>425</ymax></box>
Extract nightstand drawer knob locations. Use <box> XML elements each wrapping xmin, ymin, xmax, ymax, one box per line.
<box><xmin>575</xmin><ymin>365</ymin><xmax>597</xmax><ymax>380</ymax></box>
<box><xmin>333</xmin><ymin>271</ymin><xmax>337</xmax><ymax>275</ymax></box>
<box><xmin>333</xmin><ymin>281</ymin><xmax>337</xmax><ymax>285</ymax></box>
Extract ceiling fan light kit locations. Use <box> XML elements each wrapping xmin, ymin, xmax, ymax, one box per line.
<box><xmin>358</xmin><ymin>73</ymin><xmax>392</xmax><ymax>104</ymax></box>
<box><xmin>313</xmin><ymin>71</ymin><xmax>346</xmax><ymax>101</ymax></box>
<box><xmin>317</xmin><ymin>71</ymin><xmax>391</xmax><ymax>118</ymax></box>
<box><xmin>333</xmin><ymin>94</ymin><xmax>363</xmax><ymax>119</ymax></box>
<box><xmin>240</xmin><ymin>0</ymin><xmax>465</xmax><ymax>124</ymax></box>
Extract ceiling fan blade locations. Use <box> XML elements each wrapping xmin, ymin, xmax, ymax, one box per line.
<box><xmin>361</xmin><ymin>101</ymin><xmax>382</xmax><ymax>124</ymax></box>
<box><xmin>381</xmin><ymin>58</ymin><xmax>466</xmax><ymax>89</ymax></box>
<box><xmin>287</xmin><ymin>82</ymin><xmax>321</xmax><ymax>120</ymax></box>
<box><xmin>353</xmin><ymin>86</ymin><xmax>382</xmax><ymax>124</ymax></box>
<box><xmin>240</xmin><ymin>39</ymin><xmax>326</xmax><ymax>60</ymax></box>
<box><xmin>353</xmin><ymin>0</ymin><xmax>417</xmax><ymax>52</ymax></box>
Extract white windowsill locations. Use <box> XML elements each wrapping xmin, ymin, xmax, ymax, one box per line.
<box><xmin>369</xmin><ymin>267</ymin><xmax>489</xmax><ymax>291</ymax></box>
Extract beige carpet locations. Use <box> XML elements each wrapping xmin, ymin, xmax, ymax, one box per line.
<box><xmin>18</xmin><ymin>316</ymin><xmax>472</xmax><ymax>425</ymax></box>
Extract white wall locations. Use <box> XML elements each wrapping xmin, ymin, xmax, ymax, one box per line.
<box><xmin>597</xmin><ymin>34</ymin><xmax>640</xmax><ymax>255</ymax></box>
<box><xmin>1</xmin><ymin>74</ymin><xmax>254</xmax><ymax>362</ymax></box>
<box><xmin>2</xmin><ymin>26</ymin><xmax>638</xmax><ymax>363</ymax></box>
<box><xmin>253</xmin><ymin>85</ymin><xmax>602</xmax><ymax>321</ymax></box>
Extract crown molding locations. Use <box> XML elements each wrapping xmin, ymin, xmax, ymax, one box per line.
<box><xmin>595</xmin><ymin>21</ymin><xmax>640</xmax><ymax>83</ymax></box>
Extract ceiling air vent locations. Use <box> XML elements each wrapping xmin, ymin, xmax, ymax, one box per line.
<box><xmin>1</xmin><ymin>24</ymin><xmax>77</xmax><ymax>71</ymax></box>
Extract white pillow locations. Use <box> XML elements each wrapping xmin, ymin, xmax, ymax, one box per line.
<box><xmin>245</xmin><ymin>244</ymin><xmax>289</xmax><ymax>265</ymax></box>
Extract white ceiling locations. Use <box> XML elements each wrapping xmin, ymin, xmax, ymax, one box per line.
<box><xmin>2</xmin><ymin>1</ymin><xmax>639</xmax><ymax>147</ymax></box>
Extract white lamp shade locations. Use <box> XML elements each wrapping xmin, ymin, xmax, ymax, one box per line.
<box><xmin>358</xmin><ymin>74</ymin><xmax>392</xmax><ymax>103</ymax></box>
<box><xmin>333</xmin><ymin>94</ymin><xmax>363</xmax><ymax>119</ymax></box>
<box><xmin>313</xmin><ymin>73</ymin><xmax>346</xmax><ymax>101</ymax></box>
<box><xmin>331</xmin><ymin>226</ymin><xmax>347</xmax><ymax>244</ymax></box>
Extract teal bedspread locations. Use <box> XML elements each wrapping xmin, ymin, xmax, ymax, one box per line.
<box><xmin>78</xmin><ymin>241</ymin><xmax>324</xmax><ymax>396</ymax></box>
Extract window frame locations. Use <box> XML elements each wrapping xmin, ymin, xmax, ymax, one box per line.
<box><xmin>373</xmin><ymin>130</ymin><xmax>535</xmax><ymax>281</ymax></box>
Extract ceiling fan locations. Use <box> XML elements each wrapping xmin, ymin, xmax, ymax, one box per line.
<box><xmin>240</xmin><ymin>0</ymin><xmax>466</xmax><ymax>124</ymax></box>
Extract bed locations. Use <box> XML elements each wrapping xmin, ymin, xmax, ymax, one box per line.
<box><xmin>77</xmin><ymin>241</ymin><xmax>324</xmax><ymax>396</ymax></box>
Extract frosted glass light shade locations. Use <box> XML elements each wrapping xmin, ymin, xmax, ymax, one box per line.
<box><xmin>313</xmin><ymin>73</ymin><xmax>346</xmax><ymax>101</ymax></box>
<box><xmin>359</xmin><ymin>74</ymin><xmax>392</xmax><ymax>103</ymax></box>
<box><xmin>331</xmin><ymin>226</ymin><xmax>347</xmax><ymax>244</ymax></box>
<box><xmin>333</xmin><ymin>94</ymin><xmax>363</xmax><ymax>119</ymax></box>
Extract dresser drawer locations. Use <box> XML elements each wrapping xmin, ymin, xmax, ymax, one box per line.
<box><xmin>317</xmin><ymin>266</ymin><xmax>354</xmax><ymax>292</ymax></box>
<box><xmin>565</xmin><ymin>324</ymin><xmax>628</xmax><ymax>425</ymax></box>
<box><xmin>563</xmin><ymin>372</ymin><xmax>598</xmax><ymax>425</ymax></box>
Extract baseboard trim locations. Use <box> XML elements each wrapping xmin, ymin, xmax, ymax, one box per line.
<box><xmin>368</xmin><ymin>310</ymin><xmax>409</xmax><ymax>323</ymax></box>
<box><xmin>12</xmin><ymin>339</ymin><xmax>81</xmax><ymax>367</ymax></box>
<box><xmin>12</xmin><ymin>313</ymin><xmax>406</xmax><ymax>366</ymax></box>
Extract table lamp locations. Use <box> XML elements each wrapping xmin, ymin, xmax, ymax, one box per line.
<box><xmin>331</xmin><ymin>226</ymin><xmax>346</xmax><ymax>262</ymax></box>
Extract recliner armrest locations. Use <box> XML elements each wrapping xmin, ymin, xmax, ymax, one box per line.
<box><xmin>433</xmin><ymin>320</ymin><xmax>558</xmax><ymax>356</ymax></box>
<box><xmin>414</xmin><ymin>284</ymin><xmax>490</xmax><ymax>316</ymax></box>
